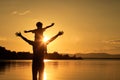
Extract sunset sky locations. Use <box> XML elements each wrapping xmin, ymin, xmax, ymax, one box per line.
<box><xmin>0</xmin><ymin>0</ymin><xmax>120</xmax><ymax>54</ymax></box>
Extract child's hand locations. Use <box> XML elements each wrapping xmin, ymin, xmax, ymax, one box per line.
<box><xmin>24</xmin><ymin>30</ymin><xmax>27</xmax><ymax>33</ymax></box>
<box><xmin>51</xmin><ymin>23</ymin><xmax>55</xmax><ymax>26</ymax></box>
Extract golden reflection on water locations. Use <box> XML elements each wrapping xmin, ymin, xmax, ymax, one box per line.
<box><xmin>43</xmin><ymin>71</ymin><xmax>47</xmax><ymax>80</ymax></box>
<box><xmin>43</xmin><ymin>59</ymin><xmax>53</xmax><ymax>80</ymax></box>
<box><xmin>1</xmin><ymin>60</ymin><xmax>120</xmax><ymax>80</ymax></box>
<box><xmin>44</xmin><ymin>59</ymin><xmax>52</xmax><ymax>62</ymax></box>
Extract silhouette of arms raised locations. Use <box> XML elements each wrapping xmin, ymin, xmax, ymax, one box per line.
<box><xmin>44</xmin><ymin>23</ymin><xmax>54</xmax><ymax>30</ymax></box>
<box><xmin>46</xmin><ymin>31</ymin><xmax>64</xmax><ymax>45</ymax></box>
<box><xmin>15</xmin><ymin>32</ymin><xmax>34</xmax><ymax>45</ymax></box>
<box><xmin>24</xmin><ymin>29</ymin><xmax>35</xmax><ymax>33</ymax></box>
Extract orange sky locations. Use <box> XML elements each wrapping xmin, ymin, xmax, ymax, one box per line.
<box><xmin>0</xmin><ymin>0</ymin><xmax>120</xmax><ymax>54</ymax></box>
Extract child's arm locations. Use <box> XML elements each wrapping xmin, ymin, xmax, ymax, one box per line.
<box><xmin>24</xmin><ymin>29</ymin><xmax>36</xmax><ymax>33</ymax></box>
<box><xmin>44</xmin><ymin>23</ymin><xmax>54</xmax><ymax>30</ymax></box>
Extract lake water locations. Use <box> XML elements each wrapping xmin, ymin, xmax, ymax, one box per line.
<box><xmin>0</xmin><ymin>60</ymin><xmax>120</xmax><ymax>80</ymax></box>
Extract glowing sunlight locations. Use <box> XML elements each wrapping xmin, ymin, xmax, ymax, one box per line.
<box><xmin>44</xmin><ymin>72</ymin><xmax>47</xmax><ymax>80</ymax></box>
<box><xmin>43</xmin><ymin>36</ymin><xmax>49</xmax><ymax>42</ymax></box>
<box><xmin>44</xmin><ymin>59</ymin><xmax>52</xmax><ymax>62</ymax></box>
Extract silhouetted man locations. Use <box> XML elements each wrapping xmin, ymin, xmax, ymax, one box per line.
<box><xmin>16</xmin><ymin>31</ymin><xmax>63</xmax><ymax>80</ymax></box>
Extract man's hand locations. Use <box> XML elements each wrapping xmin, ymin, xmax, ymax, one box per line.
<box><xmin>15</xmin><ymin>32</ymin><xmax>22</xmax><ymax>37</ymax></box>
<box><xmin>58</xmin><ymin>31</ymin><xmax>64</xmax><ymax>36</ymax></box>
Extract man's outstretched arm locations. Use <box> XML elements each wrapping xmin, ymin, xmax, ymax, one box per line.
<box><xmin>15</xmin><ymin>32</ymin><xmax>33</xmax><ymax>45</ymax></box>
<box><xmin>46</xmin><ymin>31</ymin><xmax>64</xmax><ymax>45</ymax></box>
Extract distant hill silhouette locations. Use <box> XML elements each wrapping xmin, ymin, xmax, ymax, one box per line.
<box><xmin>1</xmin><ymin>46</ymin><xmax>120</xmax><ymax>60</ymax></box>
<box><xmin>75</xmin><ymin>53</ymin><xmax>120</xmax><ymax>59</ymax></box>
<box><xmin>0</xmin><ymin>46</ymin><xmax>32</xmax><ymax>60</ymax></box>
<box><xmin>0</xmin><ymin>46</ymin><xmax>82</xmax><ymax>60</ymax></box>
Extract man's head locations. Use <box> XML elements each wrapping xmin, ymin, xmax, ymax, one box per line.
<box><xmin>36</xmin><ymin>22</ymin><xmax>43</xmax><ymax>29</ymax></box>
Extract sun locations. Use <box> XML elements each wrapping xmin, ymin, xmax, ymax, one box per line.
<box><xmin>43</xmin><ymin>36</ymin><xmax>49</xmax><ymax>42</ymax></box>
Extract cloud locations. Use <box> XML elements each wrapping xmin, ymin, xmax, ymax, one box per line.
<box><xmin>12</xmin><ymin>11</ymin><xmax>18</xmax><ymax>15</ymax></box>
<box><xmin>19</xmin><ymin>10</ymin><xmax>31</xmax><ymax>15</ymax></box>
<box><xmin>93</xmin><ymin>45</ymin><xmax>120</xmax><ymax>54</ymax></box>
<box><xmin>0</xmin><ymin>37</ymin><xmax>6</xmax><ymax>41</ymax></box>
<box><xmin>97</xmin><ymin>39</ymin><xmax>120</xmax><ymax>53</ymax></box>
<box><xmin>104</xmin><ymin>39</ymin><xmax>120</xmax><ymax>44</ymax></box>
<box><xmin>12</xmin><ymin>10</ymin><xmax>31</xmax><ymax>16</ymax></box>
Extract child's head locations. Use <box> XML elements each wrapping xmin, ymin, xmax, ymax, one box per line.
<box><xmin>36</xmin><ymin>22</ymin><xmax>43</xmax><ymax>29</ymax></box>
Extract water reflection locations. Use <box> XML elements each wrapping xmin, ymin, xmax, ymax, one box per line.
<box><xmin>0</xmin><ymin>61</ymin><xmax>10</xmax><ymax>74</ymax></box>
<box><xmin>0</xmin><ymin>60</ymin><xmax>31</xmax><ymax>74</ymax></box>
<box><xmin>0</xmin><ymin>60</ymin><xmax>120</xmax><ymax>80</ymax></box>
<box><xmin>32</xmin><ymin>60</ymin><xmax>44</xmax><ymax>80</ymax></box>
<box><xmin>0</xmin><ymin>60</ymin><xmax>45</xmax><ymax>80</ymax></box>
